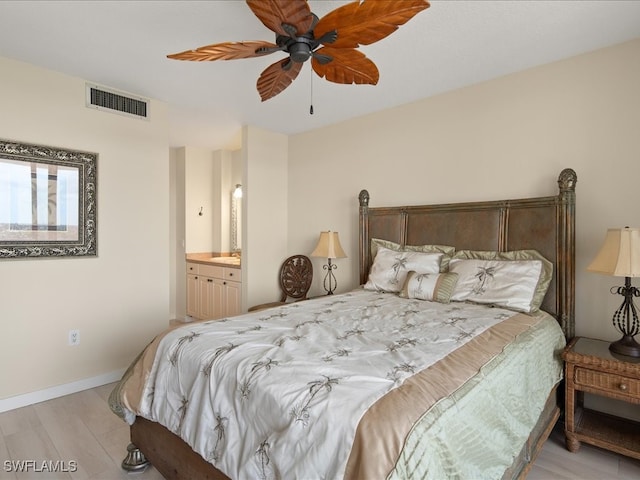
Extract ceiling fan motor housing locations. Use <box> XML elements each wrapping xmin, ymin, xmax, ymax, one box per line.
<box><xmin>289</xmin><ymin>41</ymin><xmax>312</xmax><ymax>63</ymax></box>
<box><xmin>277</xmin><ymin>33</ymin><xmax>318</xmax><ymax>63</ymax></box>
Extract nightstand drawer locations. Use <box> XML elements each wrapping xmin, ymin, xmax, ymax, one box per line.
<box><xmin>574</xmin><ymin>367</ymin><xmax>639</xmax><ymax>398</ymax></box>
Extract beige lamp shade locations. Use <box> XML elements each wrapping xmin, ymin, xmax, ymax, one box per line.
<box><xmin>310</xmin><ymin>231</ymin><xmax>347</xmax><ymax>259</ymax></box>
<box><xmin>587</xmin><ymin>227</ymin><xmax>640</xmax><ymax>277</ymax></box>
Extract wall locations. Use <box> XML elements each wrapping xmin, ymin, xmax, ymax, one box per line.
<box><xmin>169</xmin><ymin>147</ymin><xmax>185</xmax><ymax>321</ymax></box>
<box><xmin>288</xmin><ymin>38</ymin><xmax>640</xmax><ymax>341</ymax></box>
<box><xmin>182</xmin><ymin>147</ymin><xmax>216</xmax><ymax>254</ymax></box>
<box><xmin>179</xmin><ymin>147</ymin><xmax>237</xmax><ymax>257</ymax></box>
<box><xmin>232</xmin><ymin>150</ymin><xmax>242</xmax><ymax>190</ymax></box>
<box><xmin>0</xmin><ymin>56</ymin><xmax>170</xmax><ymax>407</ymax></box>
<box><xmin>243</xmin><ymin>125</ymin><xmax>289</xmax><ymax>310</ymax></box>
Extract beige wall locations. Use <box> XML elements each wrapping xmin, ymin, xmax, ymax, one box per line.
<box><xmin>288</xmin><ymin>38</ymin><xmax>640</xmax><ymax>344</ymax></box>
<box><xmin>243</xmin><ymin>125</ymin><xmax>289</xmax><ymax>310</ymax></box>
<box><xmin>0</xmin><ymin>57</ymin><xmax>170</xmax><ymax>403</ymax></box>
<box><xmin>169</xmin><ymin>147</ymin><xmax>185</xmax><ymax>322</ymax></box>
<box><xmin>182</xmin><ymin>147</ymin><xmax>216</xmax><ymax>253</ymax></box>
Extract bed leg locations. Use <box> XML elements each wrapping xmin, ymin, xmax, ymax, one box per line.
<box><xmin>121</xmin><ymin>442</ymin><xmax>150</xmax><ymax>472</ymax></box>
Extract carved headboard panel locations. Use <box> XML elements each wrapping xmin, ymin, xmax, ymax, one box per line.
<box><xmin>358</xmin><ymin>168</ymin><xmax>577</xmax><ymax>339</ymax></box>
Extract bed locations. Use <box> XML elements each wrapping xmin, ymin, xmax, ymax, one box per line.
<box><xmin>110</xmin><ymin>167</ymin><xmax>577</xmax><ymax>479</ymax></box>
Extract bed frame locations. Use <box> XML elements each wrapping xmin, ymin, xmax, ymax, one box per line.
<box><xmin>124</xmin><ymin>168</ymin><xmax>577</xmax><ymax>479</ymax></box>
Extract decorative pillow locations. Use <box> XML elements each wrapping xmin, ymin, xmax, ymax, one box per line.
<box><xmin>370</xmin><ymin>238</ymin><xmax>455</xmax><ymax>272</ymax></box>
<box><xmin>399</xmin><ymin>271</ymin><xmax>459</xmax><ymax>303</ymax></box>
<box><xmin>364</xmin><ymin>246</ymin><xmax>443</xmax><ymax>293</ymax></box>
<box><xmin>448</xmin><ymin>250</ymin><xmax>553</xmax><ymax>313</ymax></box>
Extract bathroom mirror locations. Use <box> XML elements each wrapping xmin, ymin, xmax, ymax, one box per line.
<box><xmin>0</xmin><ymin>139</ymin><xmax>97</xmax><ymax>259</ymax></box>
<box><xmin>231</xmin><ymin>184</ymin><xmax>242</xmax><ymax>253</ymax></box>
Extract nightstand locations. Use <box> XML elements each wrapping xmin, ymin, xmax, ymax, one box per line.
<box><xmin>563</xmin><ymin>336</ymin><xmax>640</xmax><ymax>459</ymax></box>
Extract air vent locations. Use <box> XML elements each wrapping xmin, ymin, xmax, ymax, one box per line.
<box><xmin>86</xmin><ymin>84</ymin><xmax>149</xmax><ymax>119</ymax></box>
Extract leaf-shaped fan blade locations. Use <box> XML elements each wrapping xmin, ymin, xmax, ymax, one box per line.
<box><xmin>167</xmin><ymin>41</ymin><xmax>278</xmax><ymax>61</ymax></box>
<box><xmin>311</xmin><ymin>48</ymin><xmax>379</xmax><ymax>85</ymax></box>
<box><xmin>247</xmin><ymin>0</ymin><xmax>313</xmax><ymax>37</ymax></box>
<box><xmin>257</xmin><ymin>58</ymin><xmax>303</xmax><ymax>102</ymax></box>
<box><xmin>314</xmin><ymin>0</ymin><xmax>430</xmax><ymax>49</ymax></box>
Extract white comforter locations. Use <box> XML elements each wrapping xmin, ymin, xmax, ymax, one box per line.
<box><xmin>131</xmin><ymin>289</ymin><xmax>520</xmax><ymax>479</ymax></box>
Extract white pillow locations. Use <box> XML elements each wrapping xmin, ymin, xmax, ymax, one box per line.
<box><xmin>370</xmin><ymin>238</ymin><xmax>455</xmax><ymax>271</ymax></box>
<box><xmin>364</xmin><ymin>246</ymin><xmax>442</xmax><ymax>293</ymax></box>
<box><xmin>449</xmin><ymin>258</ymin><xmax>543</xmax><ymax>313</ymax></box>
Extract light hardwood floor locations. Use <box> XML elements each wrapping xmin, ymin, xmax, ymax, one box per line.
<box><xmin>1</xmin><ymin>383</ymin><xmax>639</xmax><ymax>479</ymax></box>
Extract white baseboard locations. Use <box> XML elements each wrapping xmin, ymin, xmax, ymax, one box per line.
<box><xmin>0</xmin><ymin>369</ymin><xmax>126</xmax><ymax>413</ymax></box>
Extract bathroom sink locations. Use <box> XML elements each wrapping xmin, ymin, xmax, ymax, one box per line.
<box><xmin>209</xmin><ymin>256</ymin><xmax>241</xmax><ymax>265</ymax></box>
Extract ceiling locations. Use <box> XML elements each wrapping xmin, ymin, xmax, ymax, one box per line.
<box><xmin>1</xmin><ymin>1</ymin><xmax>640</xmax><ymax>150</ymax></box>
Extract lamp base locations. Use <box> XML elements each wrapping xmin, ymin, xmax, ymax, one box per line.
<box><xmin>609</xmin><ymin>335</ymin><xmax>640</xmax><ymax>358</ymax></box>
<box><xmin>322</xmin><ymin>259</ymin><xmax>338</xmax><ymax>295</ymax></box>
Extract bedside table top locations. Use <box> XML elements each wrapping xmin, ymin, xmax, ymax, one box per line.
<box><xmin>574</xmin><ymin>337</ymin><xmax>640</xmax><ymax>360</ymax></box>
<box><xmin>564</xmin><ymin>337</ymin><xmax>640</xmax><ymax>376</ymax></box>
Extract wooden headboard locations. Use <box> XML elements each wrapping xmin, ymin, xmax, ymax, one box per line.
<box><xmin>358</xmin><ymin>168</ymin><xmax>577</xmax><ymax>339</ymax></box>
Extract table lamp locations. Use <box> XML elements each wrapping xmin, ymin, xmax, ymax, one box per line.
<box><xmin>587</xmin><ymin>227</ymin><xmax>640</xmax><ymax>357</ymax></box>
<box><xmin>310</xmin><ymin>231</ymin><xmax>347</xmax><ymax>295</ymax></box>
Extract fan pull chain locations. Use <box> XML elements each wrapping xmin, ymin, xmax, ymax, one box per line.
<box><xmin>309</xmin><ymin>68</ymin><xmax>314</xmax><ymax>115</ymax></box>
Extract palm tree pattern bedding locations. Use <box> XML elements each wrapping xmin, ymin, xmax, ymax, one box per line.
<box><xmin>111</xmin><ymin>288</ymin><xmax>563</xmax><ymax>479</ymax></box>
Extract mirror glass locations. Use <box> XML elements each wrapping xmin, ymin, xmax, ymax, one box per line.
<box><xmin>231</xmin><ymin>184</ymin><xmax>242</xmax><ymax>253</ymax></box>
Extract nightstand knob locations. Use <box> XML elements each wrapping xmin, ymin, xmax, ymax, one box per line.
<box><xmin>619</xmin><ymin>383</ymin><xmax>628</xmax><ymax>391</ymax></box>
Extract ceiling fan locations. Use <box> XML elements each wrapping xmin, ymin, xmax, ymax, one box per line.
<box><xmin>168</xmin><ymin>0</ymin><xmax>430</xmax><ymax>102</ymax></box>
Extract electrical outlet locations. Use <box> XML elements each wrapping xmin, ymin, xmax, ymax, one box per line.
<box><xmin>68</xmin><ymin>329</ymin><xmax>80</xmax><ymax>346</ymax></box>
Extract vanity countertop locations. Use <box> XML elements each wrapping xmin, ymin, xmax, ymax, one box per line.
<box><xmin>186</xmin><ymin>253</ymin><xmax>241</xmax><ymax>268</ymax></box>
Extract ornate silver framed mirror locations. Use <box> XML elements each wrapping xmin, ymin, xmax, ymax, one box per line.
<box><xmin>0</xmin><ymin>139</ymin><xmax>97</xmax><ymax>259</ymax></box>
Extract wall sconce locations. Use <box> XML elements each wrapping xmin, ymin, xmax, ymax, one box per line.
<box><xmin>587</xmin><ymin>226</ymin><xmax>640</xmax><ymax>357</ymax></box>
<box><xmin>233</xmin><ymin>184</ymin><xmax>243</xmax><ymax>199</ymax></box>
<box><xmin>310</xmin><ymin>231</ymin><xmax>347</xmax><ymax>295</ymax></box>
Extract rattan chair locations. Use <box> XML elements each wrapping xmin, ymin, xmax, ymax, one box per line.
<box><xmin>248</xmin><ymin>255</ymin><xmax>313</xmax><ymax>312</ymax></box>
